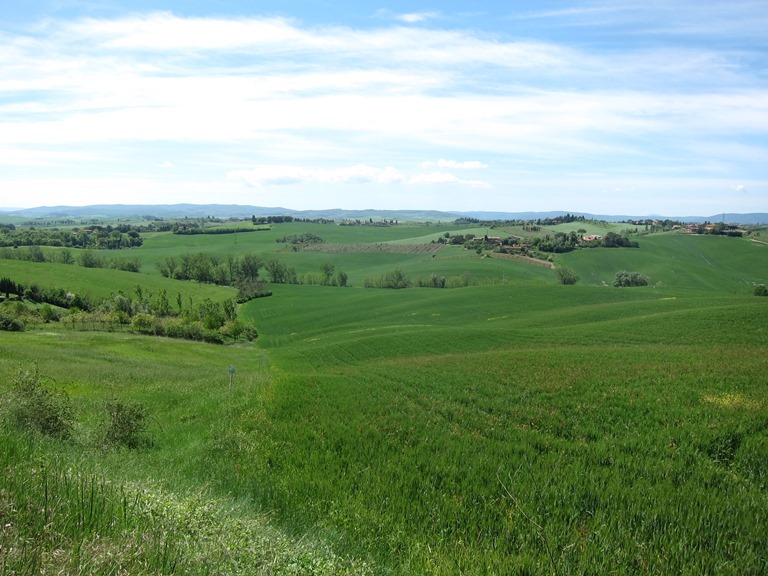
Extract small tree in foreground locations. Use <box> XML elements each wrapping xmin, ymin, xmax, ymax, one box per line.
<box><xmin>555</xmin><ymin>267</ymin><xmax>580</xmax><ymax>285</ymax></box>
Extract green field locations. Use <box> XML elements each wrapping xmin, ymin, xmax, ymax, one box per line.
<box><xmin>1</xmin><ymin>221</ymin><xmax>767</xmax><ymax>574</ymax></box>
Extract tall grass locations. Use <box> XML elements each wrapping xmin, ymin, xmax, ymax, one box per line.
<box><xmin>202</xmin><ymin>334</ymin><xmax>768</xmax><ymax>574</ymax></box>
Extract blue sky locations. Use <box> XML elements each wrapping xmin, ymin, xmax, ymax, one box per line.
<box><xmin>1</xmin><ymin>1</ymin><xmax>766</xmax><ymax>214</ymax></box>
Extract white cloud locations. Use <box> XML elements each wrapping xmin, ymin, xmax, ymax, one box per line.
<box><xmin>395</xmin><ymin>12</ymin><xmax>440</xmax><ymax>24</ymax></box>
<box><xmin>228</xmin><ymin>165</ymin><xmax>406</xmax><ymax>187</ymax></box>
<box><xmin>1</xmin><ymin>10</ymin><xmax>766</xmax><ymax>212</ymax></box>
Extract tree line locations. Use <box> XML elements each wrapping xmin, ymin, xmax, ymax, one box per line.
<box><xmin>0</xmin><ymin>224</ymin><xmax>143</xmax><ymax>249</ymax></box>
<box><xmin>156</xmin><ymin>252</ymin><xmax>348</xmax><ymax>293</ymax></box>
<box><xmin>0</xmin><ymin>246</ymin><xmax>143</xmax><ymax>272</ymax></box>
<box><xmin>0</xmin><ymin>278</ymin><xmax>257</xmax><ymax>344</ymax></box>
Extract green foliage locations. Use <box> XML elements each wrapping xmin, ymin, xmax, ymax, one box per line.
<box><xmin>0</xmin><ymin>224</ymin><xmax>143</xmax><ymax>249</ymax></box>
<box><xmin>236</xmin><ymin>279</ymin><xmax>272</xmax><ymax>302</ymax></box>
<box><xmin>276</xmin><ymin>232</ymin><xmax>324</xmax><ymax>244</ymax></box>
<box><xmin>40</xmin><ymin>303</ymin><xmax>58</xmax><ymax>323</ymax></box>
<box><xmin>0</xmin><ymin>276</ymin><xmax>18</xmax><ymax>298</ymax></box>
<box><xmin>602</xmin><ymin>231</ymin><xmax>639</xmax><ymax>248</ymax></box>
<box><xmin>613</xmin><ymin>270</ymin><xmax>649</xmax><ymax>287</ymax></box>
<box><xmin>104</xmin><ymin>399</ymin><xmax>152</xmax><ymax>449</ymax></box>
<box><xmin>131</xmin><ymin>312</ymin><xmax>155</xmax><ymax>333</ymax></box>
<box><xmin>754</xmin><ymin>284</ymin><xmax>768</xmax><ymax>296</ymax></box>
<box><xmin>555</xmin><ymin>266</ymin><xmax>580</xmax><ymax>285</ymax></box>
<box><xmin>363</xmin><ymin>267</ymin><xmax>411</xmax><ymax>288</ymax></box>
<box><xmin>78</xmin><ymin>248</ymin><xmax>103</xmax><ymax>268</ymax></box>
<box><xmin>265</xmin><ymin>258</ymin><xmax>297</xmax><ymax>284</ymax></box>
<box><xmin>0</xmin><ymin>312</ymin><xmax>25</xmax><ymax>331</ymax></box>
<box><xmin>415</xmin><ymin>272</ymin><xmax>447</xmax><ymax>288</ymax></box>
<box><xmin>8</xmin><ymin>366</ymin><xmax>74</xmax><ymax>439</ymax></box>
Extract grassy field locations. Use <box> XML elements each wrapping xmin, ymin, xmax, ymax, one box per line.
<box><xmin>558</xmin><ymin>232</ymin><xmax>767</xmax><ymax>292</ymax></box>
<box><xmin>1</xmin><ymin>221</ymin><xmax>767</xmax><ymax>574</ymax></box>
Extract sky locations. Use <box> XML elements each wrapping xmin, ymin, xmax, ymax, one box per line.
<box><xmin>1</xmin><ymin>1</ymin><xmax>767</xmax><ymax>215</ymax></box>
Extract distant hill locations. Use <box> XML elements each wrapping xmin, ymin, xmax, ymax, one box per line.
<box><xmin>1</xmin><ymin>204</ymin><xmax>766</xmax><ymax>224</ymax></box>
<box><xmin>0</xmin><ymin>204</ymin><xmax>463</xmax><ymax>222</ymax></box>
<box><xmin>457</xmin><ymin>211</ymin><xmax>768</xmax><ymax>225</ymax></box>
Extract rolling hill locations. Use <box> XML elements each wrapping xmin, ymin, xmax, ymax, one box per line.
<box><xmin>2</xmin><ymin>204</ymin><xmax>767</xmax><ymax>224</ymax></box>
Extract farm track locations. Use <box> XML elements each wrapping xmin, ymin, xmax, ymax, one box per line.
<box><xmin>491</xmin><ymin>252</ymin><xmax>555</xmax><ymax>268</ymax></box>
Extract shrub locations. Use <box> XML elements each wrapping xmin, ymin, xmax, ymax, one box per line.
<box><xmin>0</xmin><ymin>313</ymin><xmax>24</xmax><ymax>331</ymax></box>
<box><xmin>754</xmin><ymin>284</ymin><xmax>768</xmax><ymax>297</ymax></box>
<box><xmin>104</xmin><ymin>400</ymin><xmax>152</xmax><ymax>449</ymax></box>
<box><xmin>366</xmin><ymin>268</ymin><xmax>411</xmax><ymax>289</ymax></box>
<box><xmin>236</xmin><ymin>279</ymin><xmax>272</xmax><ymax>302</ymax></box>
<box><xmin>40</xmin><ymin>303</ymin><xmax>58</xmax><ymax>323</ymax></box>
<box><xmin>131</xmin><ymin>312</ymin><xmax>156</xmax><ymax>333</ymax></box>
<box><xmin>555</xmin><ymin>267</ymin><xmax>580</xmax><ymax>285</ymax></box>
<box><xmin>613</xmin><ymin>270</ymin><xmax>648</xmax><ymax>287</ymax></box>
<box><xmin>243</xmin><ymin>325</ymin><xmax>258</xmax><ymax>341</ymax></box>
<box><xmin>10</xmin><ymin>367</ymin><xmax>73</xmax><ymax>439</ymax></box>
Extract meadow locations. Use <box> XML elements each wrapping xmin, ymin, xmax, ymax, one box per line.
<box><xmin>1</xmin><ymin>217</ymin><xmax>767</xmax><ymax>574</ymax></box>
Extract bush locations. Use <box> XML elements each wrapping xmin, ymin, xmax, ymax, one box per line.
<box><xmin>40</xmin><ymin>303</ymin><xmax>58</xmax><ymax>323</ymax></box>
<box><xmin>613</xmin><ymin>270</ymin><xmax>648</xmax><ymax>287</ymax></box>
<box><xmin>754</xmin><ymin>284</ymin><xmax>768</xmax><ymax>297</ymax></box>
<box><xmin>365</xmin><ymin>268</ymin><xmax>411</xmax><ymax>289</ymax></box>
<box><xmin>555</xmin><ymin>267</ymin><xmax>580</xmax><ymax>285</ymax></box>
<box><xmin>104</xmin><ymin>400</ymin><xmax>152</xmax><ymax>449</ymax></box>
<box><xmin>236</xmin><ymin>279</ymin><xmax>272</xmax><ymax>303</ymax></box>
<box><xmin>131</xmin><ymin>312</ymin><xmax>156</xmax><ymax>333</ymax></box>
<box><xmin>0</xmin><ymin>312</ymin><xmax>25</xmax><ymax>331</ymax></box>
<box><xmin>10</xmin><ymin>367</ymin><xmax>73</xmax><ymax>439</ymax></box>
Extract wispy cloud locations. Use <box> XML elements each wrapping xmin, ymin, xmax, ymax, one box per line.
<box><xmin>229</xmin><ymin>165</ymin><xmax>405</xmax><ymax>187</ymax></box>
<box><xmin>228</xmin><ymin>164</ymin><xmax>489</xmax><ymax>189</ymax></box>
<box><xmin>395</xmin><ymin>12</ymin><xmax>440</xmax><ymax>24</ymax></box>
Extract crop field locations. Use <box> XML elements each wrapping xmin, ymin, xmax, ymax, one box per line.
<box><xmin>1</xmin><ymin>218</ymin><xmax>767</xmax><ymax>574</ymax></box>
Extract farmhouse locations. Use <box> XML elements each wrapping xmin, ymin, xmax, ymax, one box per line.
<box><xmin>582</xmin><ymin>234</ymin><xmax>602</xmax><ymax>241</ymax></box>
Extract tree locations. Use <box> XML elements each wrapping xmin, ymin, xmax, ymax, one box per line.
<box><xmin>26</xmin><ymin>245</ymin><xmax>46</xmax><ymax>262</ymax></box>
<box><xmin>156</xmin><ymin>256</ymin><xmax>178</xmax><ymax>278</ymax></box>
<box><xmin>79</xmin><ymin>249</ymin><xmax>101</xmax><ymax>268</ymax></box>
<box><xmin>613</xmin><ymin>270</ymin><xmax>648</xmax><ymax>287</ymax></box>
<box><xmin>321</xmin><ymin>261</ymin><xmax>335</xmax><ymax>285</ymax></box>
<box><xmin>40</xmin><ymin>304</ymin><xmax>57</xmax><ymax>323</ymax></box>
<box><xmin>265</xmin><ymin>259</ymin><xmax>296</xmax><ymax>284</ymax></box>
<box><xmin>131</xmin><ymin>313</ymin><xmax>155</xmax><ymax>333</ymax></box>
<box><xmin>0</xmin><ymin>277</ymin><xmax>16</xmax><ymax>299</ymax></box>
<box><xmin>153</xmin><ymin>288</ymin><xmax>172</xmax><ymax>317</ymax></box>
<box><xmin>754</xmin><ymin>284</ymin><xmax>768</xmax><ymax>297</ymax></box>
<box><xmin>555</xmin><ymin>267</ymin><xmax>580</xmax><ymax>285</ymax></box>
<box><xmin>239</xmin><ymin>253</ymin><xmax>263</xmax><ymax>282</ymax></box>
